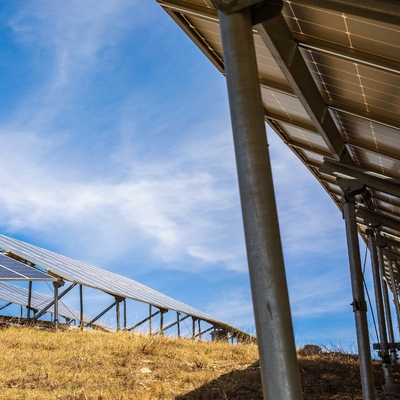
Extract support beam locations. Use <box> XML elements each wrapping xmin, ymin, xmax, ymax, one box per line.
<box><xmin>33</xmin><ymin>282</ymin><xmax>75</xmax><ymax>321</ymax></box>
<box><xmin>88</xmin><ymin>300</ymin><xmax>117</xmax><ymax>327</ymax></box>
<box><xmin>0</xmin><ymin>302</ymin><xmax>12</xmax><ymax>311</ymax></box>
<box><xmin>377</xmin><ymin>235</ymin><xmax>400</xmax><ymax>252</ymax></box>
<box><xmin>217</xmin><ymin>5</ymin><xmax>303</xmax><ymax>399</ymax></box>
<box><xmin>128</xmin><ymin>309</ymin><xmax>161</xmax><ymax>332</ymax></box>
<box><xmin>367</xmin><ymin>229</ymin><xmax>394</xmax><ymax>390</ymax></box>
<box><xmin>358</xmin><ymin>208</ymin><xmax>400</xmax><ymax>232</ymax></box>
<box><xmin>159</xmin><ymin>314</ymin><xmax>190</xmax><ymax>335</ymax></box>
<box><xmin>321</xmin><ymin>159</ymin><xmax>400</xmax><ymax>198</ymax></box>
<box><xmin>342</xmin><ymin>193</ymin><xmax>376</xmax><ymax>399</ymax></box>
<box><xmin>256</xmin><ymin>13</ymin><xmax>352</xmax><ymax>163</ymax></box>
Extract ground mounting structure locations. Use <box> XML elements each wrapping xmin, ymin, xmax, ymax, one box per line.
<box><xmin>0</xmin><ymin>234</ymin><xmax>253</xmax><ymax>342</ymax></box>
<box><xmin>156</xmin><ymin>0</ymin><xmax>400</xmax><ymax>399</ymax></box>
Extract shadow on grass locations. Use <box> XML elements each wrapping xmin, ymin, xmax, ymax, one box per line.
<box><xmin>176</xmin><ymin>353</ymin><xmax>400</xmax><ymax>399</ymax></box>
<box><xmin>175</xmin><ymin>361</ymin><xmax>262</xmax><ymax>400</ymax></box>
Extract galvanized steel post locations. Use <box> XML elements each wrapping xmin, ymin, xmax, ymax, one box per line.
<box><xmin>378</xmin><ymin>246</ymin><xmax>397</xmax><ymax>365</ymax></box>
<box><xmin>368</xmin><ymin>230</ymin><xmax>394</xmax><ymax>388</ymax></box>
<box><xmin>218</xmin><ymin>6</ymin><xmax>302</xmax><ymax>400</ymax></box>
<box><xmin>53</xmin><ymin>281</ymin><xmax>60</xmax><ymax>330</ymax></box>
<box><xmin>387</xmin><ymin>256</ymin><xmax>400</xmax><ymax>335</ymax></box>
<box><xmin>342</xmin><ymin>194</ymin><xmax>376</xmax><ymax>399</ymax></box>
<box><xmin>116</xmin><ymin>298</ymin><xmax>121</xmax><ymax>332</ymax></box>
<box><xmin>27</xmin><ymin>280</ymin><xmax>32</xmax><ymax>323</ymax></box>
<box><xmin>79</xmin><ymin>284</ymin><xmax>84</xmax><ymax>329</ymax></box>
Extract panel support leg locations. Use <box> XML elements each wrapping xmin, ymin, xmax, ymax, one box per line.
<box><xmin>378</xmin><ymin>246</ymin><xmax>397</xmax><ymax>366</ymax></box>
<box><xmin>368</xmin><ymin>229</ymin><xmax>395</xmax><ymax>390</ymax></box>
<box><xmin>217</xmin><ymin>6</ymin><xmax>302</xmax><ymax>399</ymax></box>
<box><xmin>342</xmin><ymin>193</ymin><xmax>376</xmax><ymax>399</ymax></box>
<box><xmin>79</xmin><ymin>284</ymin><xmax>84</xmax><ymax>330</ymax></box>
<box><xmin>387</xmin><ymin>257</ymin><xmax>400</xmax><ymax>337</ymax></box>
<box><xmin>53</xmin><ymin>281</ymin><xmax>61</xmax><ymax>330</ymax></box>
<box><xmin>149</xmin><ymin>305</ymin><xmax>152</xmax><ymax>335</ymax></box>
<box><xmin>27</xmin><ymin>281</ymin><xmax>32</xmax><ymax>323</ymax></box>
<box><xmin>123</xmin><ymin>298</ymin><xmax>127</xmax><ymax>330</ymax></box>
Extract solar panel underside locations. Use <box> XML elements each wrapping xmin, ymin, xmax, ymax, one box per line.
<box><xmin>0</xmin><ymin>254</ymin><xmax>55</xmax><ymax>281</ymax></box>
<box><xmin>0</xmin><ymin>281</ymin><xmax>96</xmax><ymax>324</ymax></box>
<box><xmin>156</xmin><ymin>0</ymin><xmax>400</xmax><ymax>288</ymax></box>
<box><xmin>0</xmin><ymin>235</ymin><xmax>225</xmax><ymax>325</ymax></box>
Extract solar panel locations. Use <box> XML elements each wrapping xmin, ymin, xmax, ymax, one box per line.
<box><xmin>0</xmin><ymin>254</ymin><xmax>55</xmax><ymax>281</ymax></box>
<box><xmin>0</xmin><ymin>281</ymin><xmax>101</xmax><ymax>325</ymax></box>
<box><xmin>0</xmin><ymin>234</ymin><xmax>227</xmax><ymax>326</ymax></box>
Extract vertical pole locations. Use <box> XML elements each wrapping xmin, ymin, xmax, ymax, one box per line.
<box><xmin>27</xmin><ymin>281</ymin><xmax>32</xmax><ymax>323</ymax></box>
<box><xmin>160</xmin><ymin>309</ymin><xmax>164</xmax><ymax>336</ymax></box>
<box><xmin>116</xmin><ymin>298</ymin><xmax>121</xmax><ymax>332</ymax></box>
<box><xmin>198</xmin><ymin>319</ymin><xmax>201</xmax><ymax>339</ymax></box>
<box><xmin>149</xmin><ymin>305</ymin><xmax>152</xmax><ymax>335</ymax></box>
<box><xmin>79</xmin><ymin>284</ymin><xmax>84</xmax><ymax>330</ymax></box>
<box><xmin>192</xmin><ymin>317</ymin><xmax>196</xmax><ymax>340</ymax></box>
<box><xmin>387</xmin><ymin>257</ymin><xmax>400</xmax><ymax>335</ymax></box>
<box><xmin>123</xmin><ymin>298</ymin><xmax>127</xmax><ymax>330</ymax></box>
<box><xmin>218</xmin><ymin>7</ymin><xmax>302</xmax><ymax>400</ymax></box>
<box><xmin>53</xmin><ymin>281</ymin><xmax>59</xmax><ymax>330</ymax></box>
<box><xmin>342</xmin><ymin>194</ymin><xmax>376</xmax><ymax>399</ymax></box>
<box><xmin>368</xmin><ymin>231</ymin><xmax>394</xmax><ymax>388</ymax></box>
<box><xmin>177</xmin><ymin>312</ymin><xmax>181</xmax><ymax>338</ymax></box>
<box><xmin>378</xmin><ymin>246</ymin><xmax>397</xmax><ymax>365</ymax></box>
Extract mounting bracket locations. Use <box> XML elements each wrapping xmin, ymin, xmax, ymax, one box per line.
<box><xmin>211</xmin><ymin>0</ymin><xmax>282</xmax><ymax>25</ymax></box>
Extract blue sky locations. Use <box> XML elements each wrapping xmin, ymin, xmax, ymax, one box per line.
<box><xmin>0</xmin><ymin>1</ymin><xmax>381</xmax><ymax>349</ymax></box>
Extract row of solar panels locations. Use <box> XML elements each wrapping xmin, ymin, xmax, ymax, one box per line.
<box><xmin>157</xmin><ymin>0</ymin><xmax>400</xmax><ymax>295</ymax></box>
<box><xmin>0</xmin><ymin>281</ymin><xmax>95</xmax><ymax>325</ymax></box>
<box><xmin>0</xmin><ymin>234</ymin><xmax>252</xmax><ymax>339</ymax></box>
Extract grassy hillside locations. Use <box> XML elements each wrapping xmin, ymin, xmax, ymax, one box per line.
<box><xmin>0</xmin><ymin>326</ymin><xmax>398</xmax><ymax>399</ymax></box>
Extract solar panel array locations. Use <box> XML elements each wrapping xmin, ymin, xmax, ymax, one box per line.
<box><xmin>157</xmin><ymin>0</ymin><xmax>400</xmax><ymax>298</ymax></box>
<box><xmin>0</xmin><ymin>234</ymin><xmax>229</xmax><ymax>327</ymax></box>
<box><xmin>0</xmin><ymin>254</ymin><xmax>55</xmax><ymax>281</ymax></box>
<box><xmin>0</xmin><ymin>281</ymin><xmax>96</xmax><ymax>324</ymax></box>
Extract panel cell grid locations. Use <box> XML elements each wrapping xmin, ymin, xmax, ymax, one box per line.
<box><xmin>0</xmin><ymin>254</ymin><xmax>54</xmax><ymax>281</ymax></box>
<box><xmin>0</xmin><ymin>235</ymin><xmax>227</xmax><ymax>325</ymax></box>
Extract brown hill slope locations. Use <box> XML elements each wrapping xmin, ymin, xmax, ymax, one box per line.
<box><xmin>0</xmin><ymin>326</ymin><xmax>398</xmax><ymax>399</ymax></box>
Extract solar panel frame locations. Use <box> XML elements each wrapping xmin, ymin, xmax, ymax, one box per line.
<box><xmin>0</xmin><ymin>235</ymin><xmax>227</xmax><ymax>326</ymax></box>
<box><xmin>0</xmin><ymin>281</ymin><xmax>100</xmax><ymax>325</ymax></box>
<box><xmin>0</xmin><ymin>254</ymin><xmax>55</xmax><ymax>281</ymax></box>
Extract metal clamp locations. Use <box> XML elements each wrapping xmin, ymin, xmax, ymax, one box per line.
<box><xmin>351</xmin><ymin>298</ymin><xmax>367</xmax><ymax>312</ymax></box>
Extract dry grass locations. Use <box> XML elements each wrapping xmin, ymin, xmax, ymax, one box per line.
<box><xmin>0</xmin><ymin>326</ymin><xmax>399</xmax><ymax>399</ymax></box>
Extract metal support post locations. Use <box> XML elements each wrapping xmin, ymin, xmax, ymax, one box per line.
<box><xmin>217</xmin><ymin>5</ymin><xmax>302</xmax><ymax>400</ymax></box>
<box><xmin>149</xmin><ymin>305</ymin><xmax>152</xmax><ymax>335</ymax></box>
<box><xmin>192</xmin><ymin>317</ymin><xmax>196</xmax><ymax>339</ymax></box>
<box><xmin>368</xmin><ymin>230</ymin><xmax>394</xmax><ymax>389</ymax></box>
<box><xmin>116</xmin><ymin>298</ymin><xmax>121</xmax><ymax>332</ymax></box>
<box><xmin>378</xmin><ymin>246</ymin><xmax>397</xmax><ymax>365</ymax></box>
<box><xmin>387</xmin><ymin>257</ymin><xmax>400</xmax><ymax>336</ymax></box>
<box><xmin>79</xmin><ymin>284</ymin><xmax>84</xmax><ymax>329</ymax></box>
<box><xmin>53</xmin><ymin>281</ymin><xmax>61</xmax><ymax>330</ymax></box>
<box><xmin>342</xmin><ymin>193</ymin><xmax>376</xmax><ymax>399</ymax></box>
<box><xmin>123</xmin><ymin>298</ymin><xmax>127</xmax><ymax>330</ymax></box>
<box><xmin>177</xmin><ymin>312</ymin><xmax>181</xmax><ymax>338</ymax></box>
<box><xmin>198</xmin><ymin>319</ymin><xmax>201</xmax><ymax>339</ymax></box>
<box><xmin>27</xmin><ymin>281</ymin><xmax>32</xmax><ymax>322</ymax></box>
<box><xmin>160</xmin><ymin>308</ymin><xmax>164</xmax><ymax>335</ymax></box>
